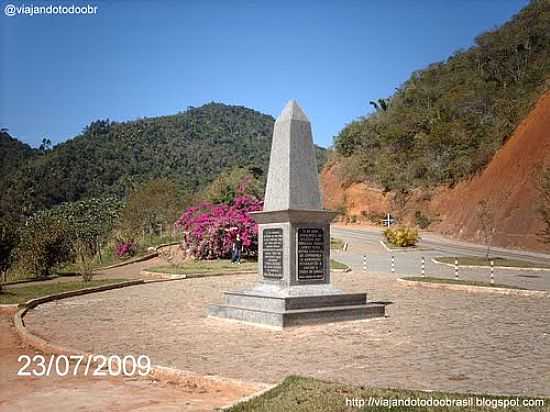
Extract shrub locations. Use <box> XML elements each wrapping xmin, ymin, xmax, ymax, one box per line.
<box><xmin>415</xmin><ymin>211</ymin><xmax>431</xmax><ymax>229</ymax></box>
<box><xmin>384</xmin><ymin>227</ymin><xmax>419</xmax><ymax>247</ymax></box>
<box><xmin>115</xmin><ymin>240</ymin><xmax>137</xmax><ymax>258</ymax></box>
<box><xmin>73</xmin><ymin>239</ymin><xmax>95</xmax><ymax>282</ymax></box>
<box><xmin>175</xmin><ymin>194</ymin><xmax>262</xmax><ymax>259</ymax></box>
<box><xmin>15</xmin><ymin>214</ymin><xmax>73</xmax><ymax>278</ymax></box>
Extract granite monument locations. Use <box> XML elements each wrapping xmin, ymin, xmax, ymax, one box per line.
<box><xmin>208</xmin><ymin>100</ymin><xmax>386</xmax><ymax>327</ymax></box>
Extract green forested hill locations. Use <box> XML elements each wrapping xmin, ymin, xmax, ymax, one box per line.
<box><xmin>334</xmin><ymin>0</ymin><xmax>550</xmax><ymax>190</ymax></box>
<box><xmin>1</xmin><ymin>103</ymin><xmax>326</xmax><ymax>219</ymax></box>
<box><xmin>0</xmin><ymin>131</ymin><xmax>36</xmax><ymax>179</ymax></box>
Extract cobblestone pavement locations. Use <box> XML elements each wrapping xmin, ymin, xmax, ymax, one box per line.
<box><xmin>0</xmin><ymin>314</ymin><xmax>258</xmax><ymax>412</ymax></box>
<box><xmin>25</xmin><ymin>271</ymin><xmax>550</xmax><ymax>397</ymax></box>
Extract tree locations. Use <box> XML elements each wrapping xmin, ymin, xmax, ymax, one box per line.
<box><xmin>0</xmin><ymin>221</ymin><xmax>18</xmax><ymax>285</ymax></box>
<box><xmin>203</xmin><ymin>166</ymin><xmax>264</xmax><ymax>204</ymax></box>
<box><xmin>39</xmin><ymin>138</ymin><xmax>52</xmax><ymax>152</ymax></box>
<box><xmin>119</xmin><ymin>178</ymin><xmax>189</xmax><ymax>239</ymax></box>
<box><xmin>477</xmin><ymin>200</ymin><xmax>495</xmax><ymax>258</ymax></box>
<box><xmin>14</xmin><ymin>214</ymin><xmax>72</xmax><ymax>278</ymax></box>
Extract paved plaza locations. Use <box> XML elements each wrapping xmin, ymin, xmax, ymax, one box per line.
<box><xmin>25</xmin><ymin>268</ymin><xmax>550</xmax><ymax>397</ymax></box>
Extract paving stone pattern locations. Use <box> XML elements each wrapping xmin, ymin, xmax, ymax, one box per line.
<box><xmin>26</xmin><ymin>271</ymin><xmax>550</xmax><ymax>397</ymax></box>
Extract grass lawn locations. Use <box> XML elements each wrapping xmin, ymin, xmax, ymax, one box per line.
<box><xmin>330</xmin><ymin>259</ymin><xmax>349</xmax><ymax>270</ymax></box>
<box><xmin>0</xmin><ymin>279</ymin><xmax>128</xmax><ymax>304</ymax></box>
<box><xmin>228</xmin><ymin>376</ymin><xmax>548</xmax><ymax>412</ymax></box>
<box><xmin>403</xmin><ymin>276</ymin><xmax>525</xmax><ymax>290</ymax></box>
<box><xmin>146</xmin><ymin>259</ymin><xmax>257</xmax><ymax>275</ymax></box>
<box><xmin>330</xmin><ymin>237</ymin><xmax>345</xmax><ymax>250</ymax></box>
<box><xmin>436</xmin><ymin>256</ymin><xmax>550</xmax><ymax>269</ymax></box>
<box><xmin>147</xmin><ymin>259</ymin><xmax>349</xmax><ymax>275</ymax></box>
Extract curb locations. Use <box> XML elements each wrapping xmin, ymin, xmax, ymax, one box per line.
<box><xmin>379</xmin><ymin>240</ymin><xmax>427</xmax><ymax>253</ymax></box>
<box><xmin>140</xmin><ymin>269</ymin><xmax>257</xmax><ymax>279</ymax></box>
<box><xmin>431</xmin><ymin>257</ymin><xmax>550</xmax><ymax>272</ymax></box>
<box><xmin>397</xmin><ymin>278</ymin><xmax>550</xmax><ymax>297</ymax></box>
<box><xmin>12</xmin><ymin>278</ymin><xmax>269</xmax><ymax>400</ymax></box>
<box><xmin>19</xmin><ymin>280</ymin><xmax>145</xmax><ymax>309</ymax></box>
<box><xmin>219</xmin><ymin>381</ymin><xmax>279</xmax><ymax>411</ymax></box>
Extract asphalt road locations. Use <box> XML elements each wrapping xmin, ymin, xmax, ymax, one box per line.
<box><xmin>331</xmin><ymin>225</ymin><xmax>550</xmax><ymax>291</ymax></box>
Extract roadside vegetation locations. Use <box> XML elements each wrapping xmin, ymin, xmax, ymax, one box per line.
<box><xmin>384</xmin><ymin>227</ymin><xmax>419</xmax><ymax>247</ymax></box>
<box><xmin>330</xmin><ymin>237</ymin><xmax>345</xmax><ymax>250</ymax></box>
<box><xmin>228</xmin><ymin>376</ymin><xmax>547</xmax><ymax>412</ymax></box>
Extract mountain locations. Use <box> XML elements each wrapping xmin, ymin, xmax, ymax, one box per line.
<box><xmin>323</xmin><ymin>90</ymin><xmax>550</xmax><ymax>251</ymax></box>
<box><xmin>332</xmin><ymin>0</ymin><xmax>550</xmax><ymax>191</ymax></box>
<box><xmin>322</xmin><ymin>0</ymin><xmax>550</xmax><ymax>251</ymax></box>
<box><xmin>0</xmin><ymin>130</ymin><xmax>36</xmax><ymax>182</ymax></box>
<box><xmin>1</xmin><ymin>103</ymin><xmax>327</xmax><ymax>219</ymax></box>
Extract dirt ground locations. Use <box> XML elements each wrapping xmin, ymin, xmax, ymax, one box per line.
<box><xmin>0</xmin><ymin>311</ymin><xmax>259</xmax><ymax>412</ymax></box>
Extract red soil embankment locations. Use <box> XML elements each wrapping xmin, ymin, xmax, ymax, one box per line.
<box><xmin>321</xmin><ymin>90</ymin><xmax>550</xmax><ymax>252</ymax></box>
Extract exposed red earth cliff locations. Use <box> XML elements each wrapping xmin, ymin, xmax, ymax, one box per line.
<box><xmin>321</xmin><ymin>90</ymin><xmax>550</xmax><ymax>252</ymax></box>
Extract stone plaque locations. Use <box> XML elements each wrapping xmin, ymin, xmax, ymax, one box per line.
<box><xmin>297</xmin><ymin>228</ymin><xmax>325</xmax><ymax>281</ymax></box>
<box><xmin>262</xmin><ymin>228</ymin><xmax>283</xmax><ymax>278</ymax></box>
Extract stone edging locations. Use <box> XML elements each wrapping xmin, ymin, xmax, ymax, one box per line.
<box><xmin>12</xmin><ymin>278</ymin><xmax>269</xmax><ymax>401</ymax></box>
<box><xmin>431</xmin><ymin>257</ymin><xmax>550</xmax><ymax>272</ymax></box>
<box><xmin>397</xmin><ymin>278</ymin><xmax>549</xmax><ymax>297</ymax></box>
<box><xmin>219</xmin><ymin>381</ymin><xmax>279</xmax><ymax>411</ymax></box>
<box><xmin>379</xmin><ymin>240</ymin><xmax>427</xmax><ymax>253</ymax></box>
<box><xmin>140</xmin><ymin>269</ymin><xmax>257</xmax><ymax>279</ymax></box>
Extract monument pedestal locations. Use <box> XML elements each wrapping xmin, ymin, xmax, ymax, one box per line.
<box><xmin>208</xmin><ymin>288</ymin><xmax>385</xmax><ymax>328</ymax></box>
<box><xmin>208</xmin><ymin>209</ymin><xmax>386</xmax><ymax>328</ymax></box>
<box><xmin>208</xmin><ymin>101</ymin><xmax>386</xmax><ymax>328</ymax></box>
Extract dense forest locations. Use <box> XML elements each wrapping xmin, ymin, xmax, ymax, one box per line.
<box><xmin>333</xmin><ymin>0</ymin><xmax>550</xmax><ymax>191</ymax></box>
<box><xmin>0</xmin><ymin>103</ymin><xmax>327</xmax><ymax>222</ymax></box>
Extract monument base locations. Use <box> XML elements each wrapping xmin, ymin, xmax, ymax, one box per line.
<box><xmin>208</xmin><ymin>286</ymin><xmax>386</xmax><ymax>328</ymax></box>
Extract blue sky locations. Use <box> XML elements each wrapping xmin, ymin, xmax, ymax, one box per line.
<box><xmin>0</xmin><ymin>0</ymin><xmax>529</xmax><ymax>148</ymax></box>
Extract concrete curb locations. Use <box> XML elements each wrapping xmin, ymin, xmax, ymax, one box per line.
<box><xmin>12</xmin><ymin>278</ymin><xmax>269</xmax><ymax>399</ymax></box>
<box><xmin>219</xmin><ymin>381</ymin><xmax>279</xmax><ymax>411</ymax></box>
<box><xmin>397</xmin><ymin>278</ymin><xmax>550</xmax><ymax>297</ymax></box>
<box><xmin>379</xmin><ymin>240</ymin><xmax>427</xmax><ymax>253</ymax></box>
<box><xmin>140</xmin><ymin>269</ymin><xmax>257</xmax><ymax>279</ymax></box>
<box><xmin>431</xmin><ymin>257</ymin><xmax>550</xmax><ymax>272</ymax></box>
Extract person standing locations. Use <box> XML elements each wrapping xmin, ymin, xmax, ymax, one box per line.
<box><xmin>231</xmin><ymin>234</ymin><xmax>243</xmax><ymax>264</ymax></box>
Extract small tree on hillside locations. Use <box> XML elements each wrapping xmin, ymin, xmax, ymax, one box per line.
<box><xmin>119</xmin><ymin>178</ymin><xmax>189</xmax><ymax>240</ymax></box>
<box><xmin>477</xmin><ymin>200</ymin><xmax>495</xmax><ymax>259</ymax></box>
<box><xmin>203</xmin><ymin>166</ymin><xmax>264</xmax><ymax>204</ymax></box>
<box><xmin>536</xmin><ymin>167</ymin><xmax>550</xmax><ymax>243</ymax></box>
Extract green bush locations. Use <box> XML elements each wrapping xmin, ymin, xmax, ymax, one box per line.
<box><xmin>15</xmin><ymin>214</ymin><xmax>73</xmax><ymax>278</ymax></box>
<box><xmin>384</xmin><ymin>227</ymin><xmax>419</xmax><ymax>247</ymax></box>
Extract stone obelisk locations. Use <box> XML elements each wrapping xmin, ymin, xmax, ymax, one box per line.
<box><xmin>208</xmin><ymin>100</ymin><xmax>385</xmax><ymax>327</ymax></box>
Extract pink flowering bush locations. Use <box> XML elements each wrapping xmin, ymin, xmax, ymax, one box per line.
<box><xmin>175</xmin><ymin>194</ymin><xmax>262</xmax><ymax>259</ymax></box>
<box><xmin>115</xmin><ymin>240</ymin><xmax>137</xmax><ymax>258</ymax></box>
